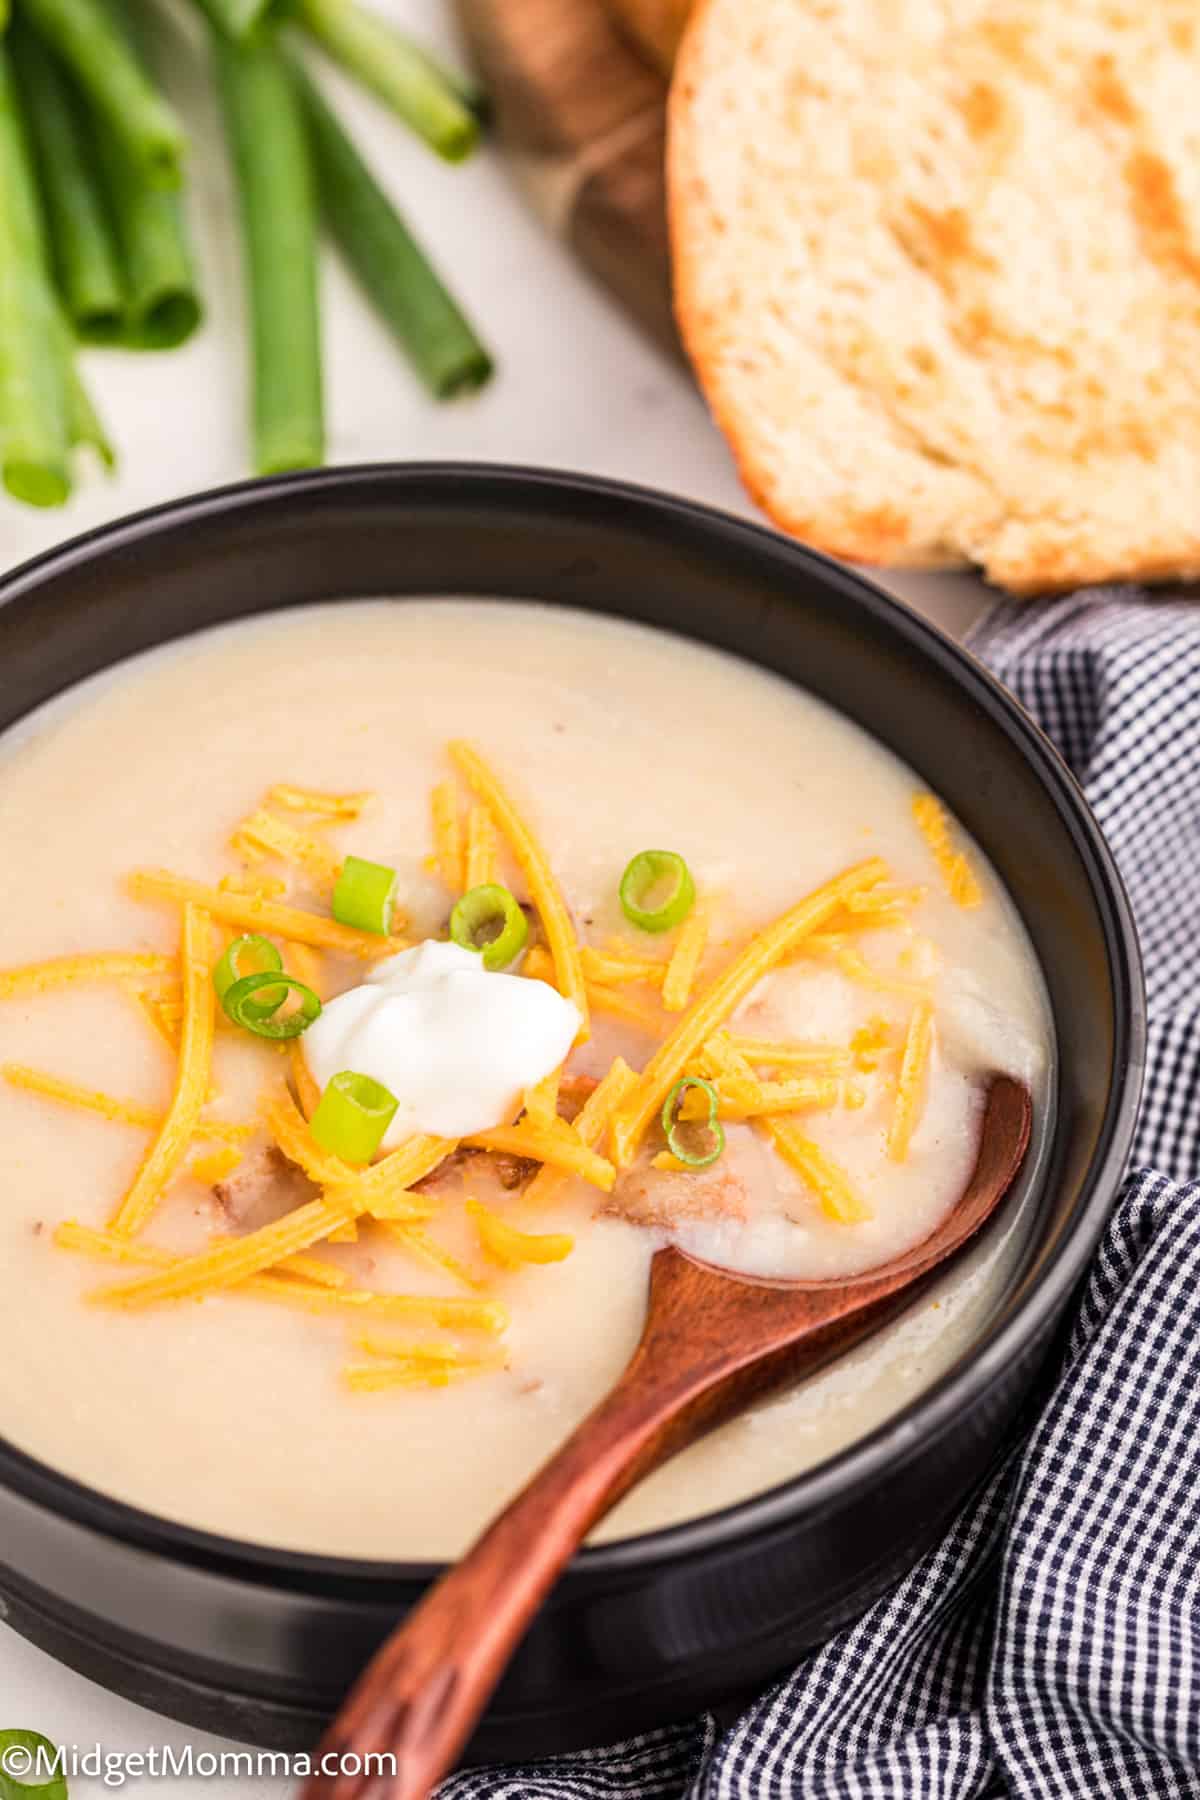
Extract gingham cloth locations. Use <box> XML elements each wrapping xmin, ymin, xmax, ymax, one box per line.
<box><xmin>444</xmin><ymin>592</ymin><xmax>1200</xmax><ymax>1800</ymax></box>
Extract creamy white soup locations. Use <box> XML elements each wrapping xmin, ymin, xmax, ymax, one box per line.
<box><xmin>0</xmin><ymin>601</ymin><xmax>1051</xmax><ymax>1559</ymax></box>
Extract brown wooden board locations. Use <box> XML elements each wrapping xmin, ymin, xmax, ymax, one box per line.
<box><xmin>455</xmin><ymin>0</ymin><xmax>675</xmax><ymax>350</ymax></box>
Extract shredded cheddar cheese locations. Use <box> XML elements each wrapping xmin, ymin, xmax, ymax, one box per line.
<box><xmin>2</xmin><ymin>1064</ymin><xmax>251</xmax><ymax>1144</ymax></box>
<box><xmin>431</xmin><ymin>781</ymin><xmax>464</xmax><ymax>890</ymax></box>
<box><xmin>679</xmin><ymin>1074</ymin><xmax>840</xmax><ymax>1121</ymax></box>
<box><xmin>109</xmin><ymin>906</ymin><xmax>216</xmax><ymax>1237</ymax></box>
<box><xmin>378</xmin><ymin>1221</ymin><xmax>482</xmax><ymax>1290</ymax></box>
<box><xmin>464</xmin><ymin>804</ymin><xmax>499</xmax><ymax>890</ymax></box>
<box><xmin>264</xmin><ymin>1091</ymin><xmax>446</xmax><ymax>1218</ymax></box>
<box><xmin>219</xmin><ymin>871</ymin><xmax>289</xmax><ymax>899</ymax></box>
<box><xmin>851</xmin><ymin>1018</ymin><xmax>894</xmax><ymax>1071</ymax></box>
<box><xmin>190</xmin><ymin>1147</ymin><xmax>243</xmax><ymax>1184</ymax></box>
<box><xmin>523</xmin><ymin>1064</ymin><xmax>561</xmax><ymax>1129</ymax></box>
<box><xmin>586</xmin><ymin>982</ymin><xmax>670</xmax><ymax>1038</ymax></box>
<box><xmin>465</xmin><ymin>1121</ymin><xmax>615</xmax><ymax>1191</ymax></box>
<box><xmin>449</xmin><ymin>742</ymin><xmax>589</xmax><ymax>1040</ymax></box>
<box><xmin>766</xmin><ymin>1123</ymin><xmax>872</xmax><ymax>1224</ymax></box>
<box><xmin>289</xmin><ymin>1042</ymin><xmax>321</xmax><ymax>1119</ymax></box>
<box><xmin>803</xmin><ymin>939</ymin><xmax>932</xmax><ymax>1002</ymax></box>
<box><xmin>58</xmin><ymin>1223</ymin><xmax>503</xmax><ymax>1325</ymax></box>
<box><xmin>343</xmin><ymin>1360</ymin><xmax>495</xmax><ymax>1392</ymax></box>
<box><xmin>662</xmin><ymin>899</ymin><xmax>710</xmax><ymax>1012</ymax></box>
<box><xmin>579</xmin><ymin>948</ymin><xmax>667</xmax><ymax>989</ymax></box>
<box><xmin>912</xmin><ymin>795</ymin><xmax>983</xmax><ymax>908</ymax></box>
<box><xmin>266</xmin><ymin>784</ymin><xmax>372</xmax><ymax>818</ymax></box>
<box><xmin>325</xmin><ymin>1132</ymin><xmax>456</xmax><ymax>1216</ymax></box>
<box><xmin>522</xmin><ymin>1057</ymin><xmax>638</xmax><ymax>1209</ymax></box>
<box><xmin>232</xmin><ymin>810</ymin><xmax>343</xmax><ymax>888</ymax></box>
<box><xmin>353</xmin><ymin>1333</ymin><xmax>471</xmax><ymax>1363</ymax></box>
<box><xmin>721</xmin><ymin>1034</ymin><xmax>852</xmax><ymax>1074</ymax></box>
<box><xmin>207</xmin><ymin>1234</ymin><xmax>349</xmax><ymax>1289</ymax></box>
<box><xmin>0</xmin><ymin>953</ymin><xmax>175</xmax><ymax>1000</ymax></box>
<box><xmin>128</xmin><ymin>869</ymin><xmax>407</xmax><ymax>958</ymax></box>
<box><xmin>92</xmin><ymin>1194</ymin><xmax>370</xmax><ymax>1306</ymax></box>
<box><xmin>124</xmin><ymin>984</ymin><xmax>182</xmax><ymax>1050</ymax></box>
<box><xmin>700</xmin><ymin>1034</ymin><xmax>871</xmax><ymax>1223</ymax></box>
<box><xmin>284</xmin><ymin>943</ymin><xmax>324</xmax><ymax>1002</ymax></box>
<box><xmin>650</xmin><ymin>1151</ymin><xmax>691</xmax><ymax>1172</ymax></box>
<box><xmin>608</xmin><ymin>858</ymin><xmax>889</xmax><ymax>1167</ymax></box>
<box><xmin>467</xmin><ymin>1199</ymin><xmax>574</xmax><ymax>1268</ymax></box>
<box><xmin>888</xmin><ymin>1001</ymin><xmax>935</xmax><ymax>1162</ymax></box>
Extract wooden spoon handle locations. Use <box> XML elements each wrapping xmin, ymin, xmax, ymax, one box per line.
<box><xmin>304</xmin><ymin>1346</ymin><xmax>703</xmax><ymax>1800</ymax></box>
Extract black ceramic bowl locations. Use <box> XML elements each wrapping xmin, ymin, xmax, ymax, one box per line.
<box><xmin>0</xmin><ymin>466</ymin><xmax>1143</xmax><ymax>1761</ymax></box>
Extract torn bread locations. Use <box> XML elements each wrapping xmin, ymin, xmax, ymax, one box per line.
<box><xmin>669</xmin><ymin>0</ymin><xmax>1200</xmax><ymax>593</ymax></box>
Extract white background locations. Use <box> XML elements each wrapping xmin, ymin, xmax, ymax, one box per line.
<box><xmin>0</xmin><ymin>0</ymin><xmax>993</xmax><ymax>1784</ymax></box>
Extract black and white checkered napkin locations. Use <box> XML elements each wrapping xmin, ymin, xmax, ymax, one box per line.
<box><xmin>444</xmin><ymin>592</ymin><xmax>1200</xmax><ymax>1800</ymax></box>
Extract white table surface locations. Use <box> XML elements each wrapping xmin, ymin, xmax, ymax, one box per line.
<box><xmin>0</xmin><ymin>1</ymin><xmax>994</xmax><ymax>1785</ymax></box>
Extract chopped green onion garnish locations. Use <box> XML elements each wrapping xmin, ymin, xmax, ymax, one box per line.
<box><xmin>619</xmin><ymin>850</ymin><xmax>695</xmax><ymax>933</ymax></box>
<box><xmin>333</xmin><ymin>854</ymin><xmax>398</xmax><ymax>935</ymax></box>
<box><xmin>212</xmin><ymin>932</ymin><xmax>283</xmax><ymax>1003</ymax></box>
<box><xmin>0</xmin><ymin>1728</ymin><xmax>68</xmax><ymax>1800</ymax></box>
<box><xmin>661</xmin><ymin>1076</ymin><xmax>725</xmax><ymax>1169</ymax></box>
<box><xmin>450</xmin><ymin>883</ymin><xmax>529</xmax><ymax>970</ymax></box>
<box><xmin>310</xmin><ymin>1069</ymin><xmax>398</xmax><ymax>1164</ymax></box>
<box><xmin>221</xmin><ymin>971</ymin><xmax>322</xmax><ymax>1039</ymax></box>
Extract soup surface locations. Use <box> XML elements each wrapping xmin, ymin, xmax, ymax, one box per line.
<box><xmin>0</xmin><ymin>601</ymin><xmax>1052</xmax><ymax>1558</ymax></box>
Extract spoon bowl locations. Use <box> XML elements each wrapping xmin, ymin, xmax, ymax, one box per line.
<box><xmin>306</xmin><ymin>1074</ymin><xmax>1032</xmax><ymax>1800</ymax></box>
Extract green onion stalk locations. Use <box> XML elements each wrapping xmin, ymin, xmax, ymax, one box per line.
<box><xmin>294</xmin><ymin>0</ymin><xmax>480</xmax><ymax>163</ymax></box>
<box><xmin>89</xmin><ymin>0</ymin><xmax>202</xmax><ymax>348</ymax></box>
<box><xmin>15</xmin><ymin>0</ymin><xmax>187</xmax><ymax>187</ymax></box>
<box><xmin>0</xmin><ymin>41</ymin><xmax>72</xmax><ymax>504</ymax></box>
<box><xmin>292</xmin><ymin>57</ymin><xmax>492</xmax><ymax>399</ymax></box>
<box><xmin>213</xmin><ymin>30</ymin><xmax>324</xmax><ymax>474</ymax></box>
<box><xmin>9</xmin><ymin>18</ymin><xmax>123</xmax><ymax>338</ymax></box>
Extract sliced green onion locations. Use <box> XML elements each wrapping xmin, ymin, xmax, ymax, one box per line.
<box><xmin>0</xmin><ymin>1728</ymin><xmax>68</xmax><ymax>1800</ymax></box>
<box><xmin>221</xmin><ymin>970</ymin><xmax>321</xmax><ymax>1038</ymax></box>
<box><xmin>333</xmin><ymin>853</ymin><xmax>397</xmax><ymax>935</ymax></box>
<box><xmin>661</xmin><ymin>1076</ymin><xmax>725</xmax><ymax>1169</ymax></box>
<box><xmin>619</xmin><ymin>850</ymin><xmax>695</xmax><ymax>933</ymax></box>
<box><xmin>450</xmin><ymin>883</ymin><xmax>528</xmax><ymax>971</ymax></box>
<box><xmin>212</xmin><ymin>931</ymin><xmax>282</xmax><ymax>1002</ymax></box>
<box><xmin>310</xmin><ymin>1069</ymin><xmax>397</xmax><ymax>1163</ymax></box>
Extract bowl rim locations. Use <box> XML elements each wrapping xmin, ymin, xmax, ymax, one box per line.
<box><xmin>0</xmin><ymin>461</ymin><xmax>1146</xmax><ymax>1591</ymax></box>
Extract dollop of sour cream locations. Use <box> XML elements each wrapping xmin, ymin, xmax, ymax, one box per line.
<box><xmin>303</xmin><ymin>940</ymin><xmax>580</xmax><ymax>1145</ymax></box>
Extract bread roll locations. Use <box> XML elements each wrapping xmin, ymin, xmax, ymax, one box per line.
<box><xmin>670</xmin><ymin>0</ymin><xmax>1200</xmax><ymax>592</ymax></box>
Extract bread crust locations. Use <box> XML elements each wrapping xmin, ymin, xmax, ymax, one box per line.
<box><xmin>669</xmin><ymin>0</ymin><xmax>1200</xmax><ymax>593</ymax></box>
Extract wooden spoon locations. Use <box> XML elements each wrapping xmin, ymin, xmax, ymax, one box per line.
<box><xmin>304</xmin><ymin>1074</ymin><xmax>1031</xmax><ymax>1800</ymax></box>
